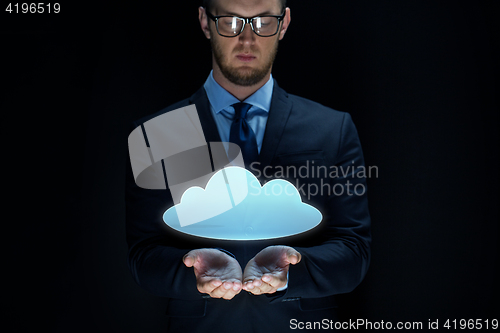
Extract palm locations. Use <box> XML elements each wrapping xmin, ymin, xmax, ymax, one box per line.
<box><xmin>243</xmin><ymin>246</ymin><xmax>301</xmax><ymax>294</ymax></box>
<box><xmin>184</xmin><ymin>248</ymin><xmax>243</xmax><ymax>300</ymax></box>
<box><xmin>245</xmin><ymin>246</ymin><xmax>289</xmax><ymax>279</ymax></box>
<box><xmin>193</xmin><ymin>250</ymin><xmax>242</xmax><ymax>283</ymax></box>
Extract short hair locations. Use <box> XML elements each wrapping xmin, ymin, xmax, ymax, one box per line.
<box><xmin>203</xmin><ymin>0</ymin><xmax>287</xmax><ymax>14</ymax></box>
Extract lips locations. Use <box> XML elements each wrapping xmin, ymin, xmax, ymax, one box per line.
<box><xmin>236</xmin><ymin>54</ymin><xmax>256</xmax><ymax>62</ymax></box>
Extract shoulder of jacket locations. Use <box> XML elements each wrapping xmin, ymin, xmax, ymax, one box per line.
<box><xmin>287</xmin><ymin>92</ymin><xmax>348</xmax><ymax>119</ymax></box>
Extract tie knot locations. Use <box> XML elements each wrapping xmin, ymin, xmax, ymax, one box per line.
<box><xmin>232</xmin><ymin>102</ymin><xmax>252</xmax><ymax>120</ymax></box>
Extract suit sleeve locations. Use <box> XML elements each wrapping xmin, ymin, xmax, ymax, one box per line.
<box><xmin>284</xmin><ymin>113</ymin><xmax>372</xmax><ymax>300</ymax></box>
<box><xmin>125</xmin><ymin>121</ymin><xmax>203</xmax><ymax>299</ymax></box>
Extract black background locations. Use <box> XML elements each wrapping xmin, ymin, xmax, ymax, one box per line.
<box><xmin>2</xmin><ymin>0</ymin><xmax>498</xmax><ymax>332</ymax></box>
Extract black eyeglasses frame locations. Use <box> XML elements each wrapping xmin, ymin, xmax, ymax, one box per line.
<box><xmin>205</xmin><ymin>10</ymin><xmax>286</xmax><ymax>38</ymax></box>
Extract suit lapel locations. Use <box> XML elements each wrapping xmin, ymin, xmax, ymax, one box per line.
<box><xmin>189</xmin><ymin>82</ymin><xmax>292</xmax><ymax>168</ymax></box>
<box><xmin>189</xmin><ymin>87</ymin><xmax>222</xmax><ymax>143</ymax></box>
<box><xmin>258</xmin><ymin>81</ymin><xmax>292</xmax><ymax>167</ymax></box>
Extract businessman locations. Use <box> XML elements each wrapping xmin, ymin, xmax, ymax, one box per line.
<box><xmin>126</xmin><ymin>0</ymin><xmax>371</xmax><ymax>332</ymax></box>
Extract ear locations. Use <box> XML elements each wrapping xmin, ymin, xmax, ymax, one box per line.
<box><xmin>199</xmin><ymin>6</ymin><xmax>211</xmax><ymax>39</ymax></box>
<box><xmin>278</xmin><ymin>7</ymin><xmax>291</xmax><ymax>40</ymax></box>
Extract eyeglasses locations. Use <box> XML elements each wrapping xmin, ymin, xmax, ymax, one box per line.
<box><xmin>206</xmin><ymin>10</ymin><xmax>286</xmax><ymax>37</ymax></box>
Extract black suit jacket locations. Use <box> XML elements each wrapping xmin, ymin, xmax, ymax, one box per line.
<box><xmin>125</xmin><ymin>81</ymin><xmax>371</xmax><ymax>332</ymax></box>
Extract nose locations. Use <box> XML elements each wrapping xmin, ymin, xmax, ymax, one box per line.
<box><xmin>238</xmin><ymin>20</ymin><xmax>255</xmax><ymax>44</ymax></box>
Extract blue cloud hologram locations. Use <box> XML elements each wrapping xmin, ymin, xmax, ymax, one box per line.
<box><xmin>163</xmin><ymin>166</ymin><xmax>323</xmax><ymax>240</ymax></box>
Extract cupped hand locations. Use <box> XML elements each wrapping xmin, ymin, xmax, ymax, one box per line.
<box><xmin>242</xmin><ymin>245</ymin><xmax>301</xmax><ymax>295</ymax></box>
<box><xmin>183</xmin><ymin>248</ymin><xmax>243</xmax><ymax>300</ymax></box>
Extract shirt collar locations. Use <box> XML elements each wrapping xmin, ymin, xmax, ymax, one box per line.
<box><xmin>203</xmin><ymin>70</ymin><xmax>274</xmax><ymax>114</ymax></box>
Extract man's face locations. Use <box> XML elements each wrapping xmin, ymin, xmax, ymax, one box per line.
<box><xmin>204</xmin><ymin>0</ymin><xmax>288</xmax><ymax>87</ymax></box>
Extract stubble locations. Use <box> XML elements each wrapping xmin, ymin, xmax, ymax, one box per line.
<box><xmin>211</xmin><ymin>37</ymin><xmax>279</xmax><ymax>86</ymax></box>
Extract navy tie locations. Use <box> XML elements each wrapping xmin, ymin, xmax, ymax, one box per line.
<box><xmin>229</xmin><ymin>102</ymin><xmax>258</xmax><ymax>168</ymax></box>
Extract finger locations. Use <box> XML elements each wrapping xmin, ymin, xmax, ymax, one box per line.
<box><xmin>183</xmin><ymin>250</ymin><xmax>198</xmax><ymax>267</ymax></box>
<box><xmin>210</xmin><ymin>281</ymin><xmax>235</xmax><ymax>298</ymax></box>
<box><xmin>231</xmin><ymin>280</ymin><xmax>242</xmax><ymax>292</ymax></box>
<box><xmin>242</xmin><ymin>281</ymin><xmax>251</xmax><ymax>290</ymax></box>
<box><xmin>242</xmin><ymin>274</ymin><xmax>257</xmax><ymax>286</ymax></box>
<box><xmin>249</xmin><ymin>281</ymin><xmax>279</xmax><ymax>295</ymax></box>
<box><xmin>243</xmin><ymin>280</ymin><xmax>255</xmax><ymax>291</ymax></box>
<box><xmin>286</xmin><ymin>248</ymin><xmax>302</xmax><ymax>265</ymax></box>
<box><xmin>221</xmin><ymin>284</ymin><xmax>242</xmax><ymax>300</ymax></box>
<box><xmin>246</xmin><ymin>285</ymin><xmax>263</xmax><ymax>295</ymax></box>
<box><xmin>258</xmin><ymin>282</ymin><xmax>277</xmax><ymax>294</ymax></box>
<box><xmin>246</xmin><ymin>283</ymin><xmax>276</xmax><ymax>295</ymax></box>
<box><xmin>252</xmin><ymin>278</ymin><xmax>263</xmax><ymax>288</ymax></box>
<box><xmin>242</xmin><ymin>278</ymin><xmax>261</xmax><ymax>290</ymax></box>
<box><xmin>221</xmin><ymin>280</ymin><xmax>242</xmax><ymax>293</ymax></box>
<box><xmin>198</xmin><ymin>279</ymin><xmax>222</xmax><ymax>294</ymax></box>
<box><xmin>222</xmin><ymin>290</ymin><xmax>236</xmax><ymax>300</ymax></box>
<box><xmin>243</xmin><ymin>279</ymin><xmax>272</xmax><ymax>295</ymax></box>
<box><xmin>262</xmin><ymin>274</ymin><xmax>286</xmax><ymax>290</ymax></box>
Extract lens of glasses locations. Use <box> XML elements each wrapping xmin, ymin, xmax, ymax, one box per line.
<box><xmin>217</xmin><ymin>17</ymin><xmax>244</xmax><ymax>36</ymax></box>
<box><xmin>252</xmin><ymin>17</ymin><xmax>279</xmax><ymax>36</ymax></box>
<box><xmin>217</xmin><ymin>16</ymin><xmax>279</xmax><ymax>37</ymax></box>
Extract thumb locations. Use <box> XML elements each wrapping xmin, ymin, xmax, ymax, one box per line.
<box><xmin>286</xmin><ymin>247</ymin><xmax>302</xmax><ymax>265</ymax></box>
<box><xmin>183</xmin><ymin>250</ymin><xmax>198</xmax><ymax>267</ymax></box>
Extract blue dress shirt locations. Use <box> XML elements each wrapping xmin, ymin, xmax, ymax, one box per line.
<box><xmin>203</xmin><ymin>71</ymin><xmax>289</xmax><ymax>290</ymax></box>
<box><xmin>203</xmin><ymin>70</ymin><xmax>273</xmax><ymax>153</ymax></box>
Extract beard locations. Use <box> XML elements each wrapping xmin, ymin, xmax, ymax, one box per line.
<box><xmin>211</xmin><ymin>37</ymin><xmax>279</xmax><ymax>87</ymax></box>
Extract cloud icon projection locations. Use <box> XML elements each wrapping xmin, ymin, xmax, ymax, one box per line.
<box><xmin>127</xmin><ymin>105</ymin><xmax>322</xmax><ymax>240</ymax></box>
<box><xmin>163</xmin><ymin>166</ymin><xmax>323</xmax><ymax>240</ymax></box>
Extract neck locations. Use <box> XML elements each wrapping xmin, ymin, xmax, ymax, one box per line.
<box><xmin>212</xmin><ymin>65</ymin><xmax>271</xmax><ymax>101</ymax></box>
